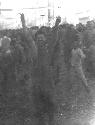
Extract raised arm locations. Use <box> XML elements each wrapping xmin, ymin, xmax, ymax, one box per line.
<box><xmin>20</xmin><ymin>13</ymin><xmax>27</xmax><ymax>34</ymax></box>
<box><xmin>55</xmin><ymin>16</ymin><xmax>61</xmax><ymax>27</ymax></box>
<box><xmin>20</xmin><ymin>13</ymin><xmax>38</xmax><ymax>62</ymax></box>
<box><xmin>50</xmin><ymin>16</ymin><xmax>61</xmax><ymax>65</ymax></box>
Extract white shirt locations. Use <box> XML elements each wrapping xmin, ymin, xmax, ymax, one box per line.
<box><xmin>71</xmin><ymin>48</ymin><xmax>85</xmax><ymax>67</ymax></box>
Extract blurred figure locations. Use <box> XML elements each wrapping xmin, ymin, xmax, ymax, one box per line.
<box><xmin>33</xmin><ymin>29</ymin><xmax>55</xmax><ymax>125</ymax></box>
<box><xmin>0</xmin><ymin>36</ymin><xmax>11</xmax><ymax>53</ymax></box>
<box><xmin>71</xmin><ymin>41</ymin><xmax>90</xmax><ymax>93</ymax></box>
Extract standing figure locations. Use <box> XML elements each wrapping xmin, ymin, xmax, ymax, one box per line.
<box><xmin>71</xmin><ymin>41</ymin><xmax>90</xmax><ymax>93</ymax></box>
<box><xmin>33</xmin><ymin>29</ymin><xmax>55</xmax><ymax>125</ymax></box>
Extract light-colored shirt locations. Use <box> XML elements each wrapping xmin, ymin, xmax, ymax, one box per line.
<box><xmin>71</xmin><ymin>48</ymin><xmax>85</xmax><ymax>67</ymax></box>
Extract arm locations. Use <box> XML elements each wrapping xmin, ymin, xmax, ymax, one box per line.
<box><xmin>78</xmin><ymin>48</ymin><xmax>86</xmax><ymax>59</ymax></box>
<box><xmin>52</xmin><ymin>16</ymin><xmax>61</xmax><ymax>35</ymax></box>
<box><xmin>55</xmin><ymin>16</ymin><xmax>61</xmax><ymax>27</ymax></box>
<box><xmin>20</xmin><ymin>13</ymin><xmax>27</xmax><ymax>34</ymax></box>
<box><xmin>52</xmin><ymin>16</ymin><xmax>61</xmax><ymax>46</ymax></box>
<box><xmin>50</xmin><ymin>17</ymin><xmax>61</xmax><ymax>65</ymax></box>
<box><xmin>20</xmin><ymin>13</ymin><xmax>38</xmax><ymax>60</ymax></box>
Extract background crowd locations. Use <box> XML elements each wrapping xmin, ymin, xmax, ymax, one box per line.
<box><xmin>0</xmin><ymin>14</ymin><xmax>94</xmax><ymax>125</ymax></box>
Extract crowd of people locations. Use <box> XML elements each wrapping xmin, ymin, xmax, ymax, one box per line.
<box><xmin>0</xmin><ymin>14</ymin><xmax>94</xmax><ymax>124</ymax></box>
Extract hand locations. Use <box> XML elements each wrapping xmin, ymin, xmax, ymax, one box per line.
<box><xmin>20</xmin><ymin>13</ymin><xmax>25</xmax><ymax>22</ymax></box>
<box><xmin>55</xmin><ymin>16</ymin><xmax>61</xmax><ymax>26</ymax></box>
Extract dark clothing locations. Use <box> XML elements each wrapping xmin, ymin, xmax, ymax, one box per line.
<box><xmin>33</xmin><ymin>40</ymin><xmax>55</xmax><ymax>125</ymax></box>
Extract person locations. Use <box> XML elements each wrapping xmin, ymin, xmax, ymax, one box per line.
<box><xmin>0</xmin><ymin>36</ymin><xmax>11</xmax><ymax>53</ymax></box>
<box><xmin>0</xmin><ymin>35</ymin><xmax>25</xmax><ymax>98</ymax></box>
<box><xmin>33</xmin><ymin>29</ymin><xmax>55</xmax><ymax>125</ymax></box>
<box><xmin>0</xmin><ymin>36</ymin><xmax>12</xmax><ymax>89</ymax></box>
<box><xmin>71</xmin><ymin>41</ymin><xmax>90</xmax><ymax>93</ymax></box>
<box><xmin>35</xmin><ymin>30</ymin><xmax>49</xmax><ymax>68</ymax></box>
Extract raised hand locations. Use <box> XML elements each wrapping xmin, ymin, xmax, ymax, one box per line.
<box><xmin>20</xmin><ymin>13</ymin><xmax>28</xmax><ymax>33</ymax></box>
<box><xmin>20</xmin><ymin>13</ymin><xmax>25</xmax><ymax>28</ymax></box>
<box><xmin>55</xmin><ymin>16</ymin><xmax>61</xmax><ymax>26</ymax></box>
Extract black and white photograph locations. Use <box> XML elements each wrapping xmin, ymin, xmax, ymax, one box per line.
<box><xmin>0</xmin><ymin>0</ymin><xmax>95</xmax><ymax>124</ymax></box>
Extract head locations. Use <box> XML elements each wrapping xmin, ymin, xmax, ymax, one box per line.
<box><xmin>35</xmin><ymin>30</ymin><xmax>46</xmax><ymax>45</ymax></box>
<box><xmin>73</xmin><ymin>41</ymin><xmax>80</xmax><ymax>49</ymax></box>
<box><xmin>1</xmin><ymin>36</ymin><xmax>11</xmax><ymax>51</ymax></box>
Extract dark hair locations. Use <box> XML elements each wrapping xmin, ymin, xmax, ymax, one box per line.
<box><xmin>35</xmin><ymin>29</ymin><xmax>46</xmax><ymax>41</ymax></box>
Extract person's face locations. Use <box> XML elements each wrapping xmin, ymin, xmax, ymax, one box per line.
<box><xmin>37</xmin><ymin>34</ymin><xmax>46</xmax><ymax>44</ymax></box>
<box><xmin>74</xmin><ymin>41</ymin><xmax>79</xmax><ymax>49</ymax></box>
<box><xmin>2</xmin><ymin>37</ymin><xmax>11</xmax><ymax>50</ymax></box>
